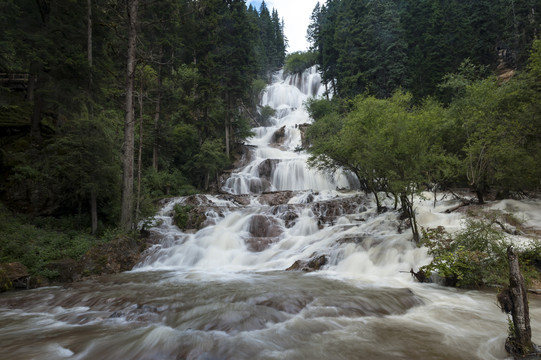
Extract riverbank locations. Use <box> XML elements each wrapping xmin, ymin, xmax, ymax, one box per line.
<box><xmin>0</xmin><ymin>202</ymin><xmax>158</xmax><ymax>291</ymax></box>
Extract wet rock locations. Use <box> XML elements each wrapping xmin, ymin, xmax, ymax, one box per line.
<box><xmin>311</xmin><ymin>196</ymin><xmax>366</xmax><ymax>225</ymax></box>
<box><xmin>286</xmin><ymin>255</ymin><xmax>328</xmax><ymax>272</ymax></box>
<box><xmin>249</xmin><ymin>178</ymin><xmax>273</xmax><ymax>193</ymax></box>
<box><xmin>245</xmin><ymin>215</ymin><xmax>283</xmax><ymax>251</ymax></box>
<box><xmin>218</xmin><ymin>194</ymin><xmax>251</xmax><ymax>206</ymax></box>
<box><xmin>257</xmin><ymin>159</ymin><xmax>279</xmax><ymax>180</ymax></box>
<box><xmin>0</xmin><ymin>262</ymin><xmax>30</xmax><ymax>291</ymax></box>
<box><xmin>183</xmin><ymin>194</ymin><xmax>211</xmax><ymax>207</ymax></box>
<box><xmin>245</xmin><ymin>238</ymin><xmax>279</xmax><ymax>252</ymax></box>
<box><xmin>336</xmin><ymin>235</ymin><xmax>365</xmax><ymax>245</ymax></box>
<box><xmin>249</xmin><ymin>215</ymin><xmax>282</xmax><ymax>238</ymax></box>
<box><xmin>271</xmin><ymin>125</ymin><xmax>286</xmax><ymax>145</ymax></box>
<box><xmin>258</xmin><ymin>191</ymin><xmax>295</xmax><ymax>206</ymax></box>
<box><xmin>232</xmin><ymin>144</ymin><xmax>255</xmax><ymax>169</ymax></box>
<box><xmin>281</xmin><ymin>210</ymin><xmax>299</xmax><ymax>228</ymax></box>
<box><xmin>297</xmin><ymin>123</ymin><xmax>311</xmax><ymax>149</ymax></box>
<box><xmin>269</xmin><ymin>205</ymin><xmax>300</xmax><ymax>228</ymax></box>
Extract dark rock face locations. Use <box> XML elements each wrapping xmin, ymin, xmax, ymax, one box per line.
<box><xmin>257</xmin><ymin>159</ymin><xmax>279</xmax><ymax>180</ymax></box>
<box><xmin>297</xmin><ymin>123</ymin><xmax>311</xmax><ymax>149</ymax></box>
<box><xmin>286</xmin><ymin>255</ymin><xmax>328</xmax><ymax>272</ymax></box>
<box><xmin>281</xmin><ymin>210</ymin><xmax>299</xmax><ymax>228</ymax></box>
<box><xmin>271</xmin><ymin>125</ymin><xmax>286</xmax><ymax>145</ymax></box>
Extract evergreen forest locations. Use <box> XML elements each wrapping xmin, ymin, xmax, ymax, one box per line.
<box><xmin>0</xmin><ymin>0</ymin><xmax>285</xmax><ymax>229</ymax></box>
<box><xmin>304</xmin><ymin>0</ymin><xmax>541</xmax><ymax>208</ymax></box>
<box><xmin>0</xmin><ymin>0</ymin><xmax>285</xmax><ymax>276</ymax></box>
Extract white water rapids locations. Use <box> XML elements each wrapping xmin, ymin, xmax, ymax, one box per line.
<box><xmin>1</xmin><ymin>67</ymin><xmax>541</xmax><ymax>360</ymax></box>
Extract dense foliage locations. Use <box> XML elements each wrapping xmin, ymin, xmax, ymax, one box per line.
<box><xmin>419</xmin><ymin>210</ymin><xmax>541</xmax><ymax>288</ymax></box>
<box><xmin>0</xmin><ymin>0</ymin><xmax>286</xmax><ymax>234</ymax></box>
<box><xmin>308</xmin><ymin>0</ymin><xmax>541</xmax><ymax>100</ymax></box>
<box><xmin>305</xmin><ymin>2</ymin><xmax>541</xmax><ymax>286</ymax></box>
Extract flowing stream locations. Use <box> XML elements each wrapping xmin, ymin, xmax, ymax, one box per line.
<box><xmin>1</xmin><ymin>67</ymin><xmax>541</xmax><ymax>360</ymax></box>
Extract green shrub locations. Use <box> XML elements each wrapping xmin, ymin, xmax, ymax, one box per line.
<box><xmin>173</xmin><ymin>204</ymin><xmax>195</xmax><ymax>230</ymax></box>
<box><xmin>420</xmin><ymin>218</ymin><xmax>539</xmax><ymax>288</ymax></box>
<box><xmin>143</xmin><ymin>168</ymin><xmax>196</xmax><ymax>199</ymax></box>
<box><xmin>0</xmin><ymin>203</ymin><xmax>101</xmax><ymax>279</ymax></box>
<box><xmin>284</xmin><ymin>51</ymin><xmax>317</xmax><ymax>75</ymax></box>
<box><xmin>259</xmin><ymin>105</ymin><xmax>276</xmax><ymax>126</ymax></box>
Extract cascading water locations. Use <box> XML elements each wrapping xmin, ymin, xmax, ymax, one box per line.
<box><xmin>222</xmin><ymin>67</ymin><xmax>355</xmax><ymax>195</ymax></box>
<box><xmin>1</xmin><ymin>67</ymin><xmax>540</xmax><ymax>360</ymax></box>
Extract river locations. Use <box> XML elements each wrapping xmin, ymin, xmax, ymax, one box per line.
<box><xmin>0</xmin><ymin>67</ymin><xmax>540</xmax><ymax>360</ymax></box>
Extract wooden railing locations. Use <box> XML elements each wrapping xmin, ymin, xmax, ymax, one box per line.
<box><xmin>0</xmin><ymin>73</ymin><xmax>30</xmax><ymax>82</ymax></box>
<box><xmin>0</xmin><ymin>73</ymin><xmax>30</xmax><ymax>90</ymax></box>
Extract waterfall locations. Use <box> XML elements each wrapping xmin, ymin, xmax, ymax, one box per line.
<box><xmin>1</xmin><ymin>66</ymin><xmax>540</xmax><ymax>360</ymax></box>
<box><xmin>136</xmin><ymin>67</ymin><xmax>431</xmax><ymax>276</ymax></box>
<box><xmin>222</xmin><ymin>67</ymin><xmax>355</xmax><ymax>195</ymax></box>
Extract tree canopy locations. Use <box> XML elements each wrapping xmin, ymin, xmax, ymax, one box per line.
<box><xmin>0</xmin><ymin>0</ymin><xmax>287</xmax><ymax>231</ymax></box>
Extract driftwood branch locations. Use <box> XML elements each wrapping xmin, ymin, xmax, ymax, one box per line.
<box><xmin>443</xmin><ymin>200</ymin><xmax>473</xmax><ymax>214</ymax></box>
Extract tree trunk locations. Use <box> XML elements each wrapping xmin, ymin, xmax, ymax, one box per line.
<box><xmin>401</xmin><ymin>193</ymin><xmax>420</xmax><ymax>243</ymax></box>
<box><xmin>135</xmin><ymin>79</ymin><xmax>144</xmax><ymax>225</ymax></box>
<box><xmin>476</xmin><ymin>188</ymin><xmax>485</xmax><ymax>205</ymax></box>
<box><xmin>501</xmin><ymin>246</ymin><xmax>536</xmax><ymax>356</ymax></box>
<box><xmin>87</xmin><ymin>0</ymin><xmax>93</xmax><ymax>118</ymax></box>
<box><xmin>373</xmin><ymin>190</ymin><xmax>383</xmax><ymax>213</ymax></box>
<box><xmin>90</xmin><ymin>188</ymin><xmax>97</xmax><ymax>235</ymax></box>
<box><xmin>30</xmin><ymin>78</ymin><xmax>43</xmax><ymax>145</ymax></box>
<box><xmin>120</xmin><ymin>0</ymin><xmax>139</xmax><ymax>231</ymax></box>
<box><xmin>225</xmin><ymin>117</ymin><xmax>230</xmax><ymax>158</ymax></box>
<box><xmin>30</xmin><ymin>0</ymin><xmax>51</xmax><ymax>145</ymax></box>
<box><xmin>152</xmin><ymin>47</ymin><xmax>163</xmax><ymax>172</ymax></box>
<box><xmin>87</xmin><ymin>0</ymin><xmax>93</xmax><ymax>79</ymax></box>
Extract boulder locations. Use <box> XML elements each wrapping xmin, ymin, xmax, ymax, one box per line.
<box><xmin>249</xmin><ymin>215</ymin><xmax>282</xmax><ymax>238</ymax></box>
<box><xmin>245</xmin><ymin>215</ymin><xmax>283</xmax><ymax>252</ymax></box>
<box><xmin>297</xmin><ymin>123</ymin><xmax>311</xmax><ymax>149</ymax></box>
<box><xmin>281</xmin><ymin>210</ymin><xmax>299</xmax><ymax>228</ymax></box>
<box><xmin>258</xmin><ymin>191</ymin><xmax>295</xmax><ymax>206</ymax></box>
<box><xmin>286</xmin><ymin>255</ymin><xmax>328</xmax><ymax>272</ymax></box>
<box><xmin>271</xmin><ymin>125</ymin><xmax>286</xmax><ymax>145</ymax></box>
<box><xmin>257</xmin><ymin>159</ymin><xmax>279</xmax><ymax>180</ymax></box>
<box><xmin>0</xmin><ymin>262</ymin><xmax>30</xmax><ymax>291</ymax></box>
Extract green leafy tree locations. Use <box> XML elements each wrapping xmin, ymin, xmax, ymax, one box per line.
<box><xmin>450</xmin><ymin>76</ymin><xmax>540</xmax><ymax>202</ymax></box>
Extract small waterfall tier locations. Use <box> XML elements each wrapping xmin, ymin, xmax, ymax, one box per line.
<box><xmin>222</xmin><ymin>66</ymin><xmax>357</xmax><ymax>195</ymax></box>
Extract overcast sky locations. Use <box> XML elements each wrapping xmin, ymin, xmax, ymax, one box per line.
<box><xmin>247</xmin><ymin>0</ymin><xmax>320</xmax><ymax>53</ymax></box>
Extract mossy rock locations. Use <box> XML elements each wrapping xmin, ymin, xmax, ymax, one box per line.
<box><xmin>0</xmin><ymin>262</ymin><xmax>29</xmax><ymax>290</ymax></box>
<box><xmin>173</xmin><ymin>204</ymin><xmax>207</xmax><ymax>231</ymax></box>
<box><xmin>0</xmin><ymin>269</ymin><xmax>12</xmax><ymax>292</ymax></box>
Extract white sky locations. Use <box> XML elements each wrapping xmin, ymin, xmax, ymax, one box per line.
<box><xmin>247</xmin><ymin>0</ymin><xmax>320</xmax><ymax>53</ymax></box>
